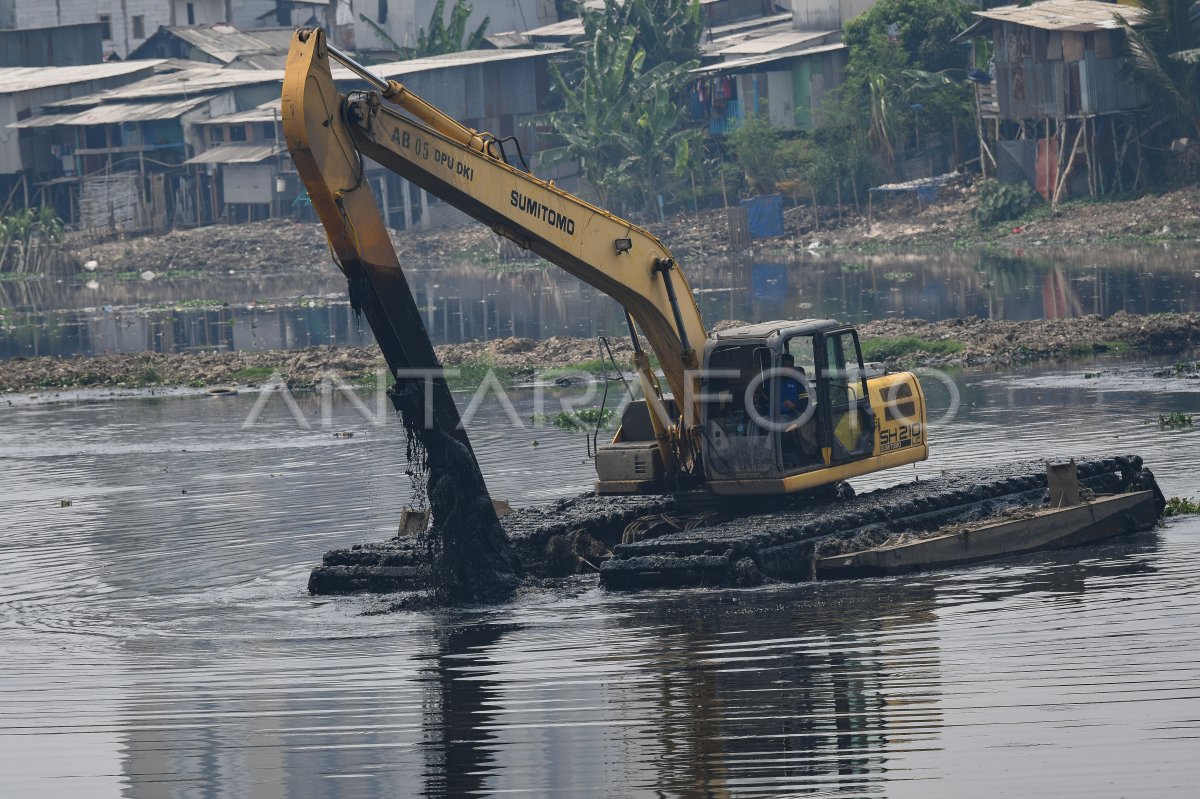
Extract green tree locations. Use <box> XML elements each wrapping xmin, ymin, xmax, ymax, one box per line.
<box><xmin>1118</xmin><ymin>0</ymin><xmax>1200</xmax><ymax>137</ymax></box>
<box><xmin>841</xmin><ymin>0</ymin><xmax>972</xmax><ymax>168</ymax></box>
<box><xmin>726</xmin><ymin>114</ymin><xmax>781</xmax><ymax>193</ymax></box>
<box><xmin>589</xmin><ymin>0</ymin><xmax>705</xmax><ymax>68</ymax></box>
<box><xmin>0</xmin><ymin>207</ymin><xmax>65</xmax><ymax>273</ymax></box>
<box><xmin>359</xmin><ymin>0</ymin><xmax>488</xmax><ymax>59</ymax></box>
<box><xmin>416</xmin><ymin>0</ymin><xmax>489</xmax><ymax>57</ymax></box>
<box><xmin>546</xmin><ymin>0</ymin><xmax>703</xmax><ymax>213</ymax></box>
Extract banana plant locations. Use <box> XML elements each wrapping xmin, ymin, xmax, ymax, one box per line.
<box><xmin>1117</xmin><ymin>0</ymin><xmax>1200</xmax><ymax>137</ymax></box>
<box><xmin>544</xmin><ymin>0</ymin><xmax>703</xmax><ymax>213</ymax></box>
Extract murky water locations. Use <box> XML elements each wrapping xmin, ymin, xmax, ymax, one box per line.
<box><xmin>1</xmin><ymin>358</ymin><xmax>1198</xmax><ymax>797</ymax></box>
<box><xmin>4</xmin><ymin>242</ymin><xmax>1200</xmax><ymax>358</ymax></box>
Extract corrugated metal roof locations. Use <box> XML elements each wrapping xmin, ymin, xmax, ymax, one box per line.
<box><xmin>718</xmin><ymin>29</ymin><xmax>838</xmax><ymax>56</ymax></box>
<box><xmin>484</xmin><ymin>31</ymin><xmax>532</xmax><ymax>49</ymax></box>
<box><xmin>166</xmin><ymin>24</ymin><xmax>283</xmax><ymax>62</ymax></box>
<box><xmin>200</xmin><ymin>99</ymin><xmax>279</xmax><ymax>125</ymax></box>
<box><xmin>971</xmin><ymin>0</ymin><xmax>1147</xmax><ymax>32</ymax></box>
<box><xmin>184</xmin><ymin>143</ymin><xmax>282</xmax><ymax>164</ymax></box>
<box><xmin>708</xmin><ymin>13</ymin><xmax>793</xmax><ymax>40</ymax></box>
<box><xmin>45</xmin><ymin>66</ymin><xmax>280</xmax><ymax>105</ymax></box>
<box><xmin>0</xmin><ymin>60</ymin><xmax>165</xmax><ymax>95</ymax></box>
<box><xmin>39</xmin><ymin>47</ymin><xmax>563</xmax><ymax>110</ymax></box>
<box><xmin>9</xmin><ymin>95</ymin><xmax>216</xmax><ymax>127</ymax></box>
<box><xmin>225</xmin><ymin>53</ymin><xmax>289</xmax><ymax>70</ymax></box>
<box><xmin>369</xmin><ymin>47</ymin><xmax>569</xmax><ymax>76</ymax></box>
<box><xmin>521</xmin><ymin>18</ymin><xmax>585</xmax><ymax>41</ymax></box>
<box><xmin>693</xmin><ymin>43</ymin><xmax>846</xmax><ymax>75</ymax></box>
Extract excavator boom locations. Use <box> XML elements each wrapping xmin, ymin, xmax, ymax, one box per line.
<box><xmin>283</xmin><ymin>30</ymin><xmax>705</xmax><ymax>424</ymax></box>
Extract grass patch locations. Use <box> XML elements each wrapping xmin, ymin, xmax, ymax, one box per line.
<box><xmin>137</xmin><ymin>367</ymin><xmax>163</xmax><ymax>385</ymax></box>
<box><xmin>1154</xmin><ymin>360</ymin><xmax>1199</xmax><ymax>378</ymax></box>
<box><xmin>443</xmin><ymin>358</ymin><xmax>525</xmax><ymax>391</ymax></box>
<box><xmin>1066</xmin><ymin>340</ymin><xmax>1131</xmax><ymax>358</ymax></box>
<box><xmin>531</xmin><ymin>407</ymin><xmax>615</xmax><ymax>431</ymax></box>
<box><xmin>231</xmin><ymin>366</ymin><xmax>276</xmax><ymax>383</ymax></box>
<box><xmin>1164</xmin><ymin>496</ymin><xmax>1200</xmax><ymax>517</ymax></box>
<box><xmin>454</xmin><ymin>243</ymin><xmax>500</xmax><ymax>265</ymax></box>
<box><xmin>840</xmin><ymin>262</ymin><xmax>866</xmax><ymax>273</ymax></box>
<box><xmin>174</xmin><ymin>299</ymin><xmax>225</xmax><ymax>309</ymax></box>
<box><xmin>860</xmin><ymin>336</ymin><xmax>964</xmax><ymax>361</ymax></box>
<box><xmin>0</xmin><ymin>272</ymin><xmax>43</xmax><ymax>282</ymax></box>
<box><xmin>113</xmin><ymin>269</ymin><xmax>203</xmax><ymax>281</ymax></box>
<box><xmin>1159</xmin><ymin>411</ymin><xmax>1194</xmax><ymax>429</ymax></box>
<box><xmin>489</xmin><ymin>262</ymin><xmax>547</xmax><ymax>273</ymax></box>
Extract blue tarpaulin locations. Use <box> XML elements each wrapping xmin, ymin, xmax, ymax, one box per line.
<box><xmin>740</xmin><ymin>195</ymin><xmax>784</xmax><ymax>239</ymax></box>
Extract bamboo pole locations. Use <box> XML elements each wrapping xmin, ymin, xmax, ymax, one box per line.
<box><xmin>976</xmin><ymin>91</ymin><xmax>988</xmax><ymax>179</ymax></box>
<box><xmin>1053</xmin><ymin>120</ymin><xmax>1085</xmax><ymax>207</ymax></box>
<box><xmin>1084</xmin><ymin>118</ymin><xmax>1095</xmax><ymax>198</ymax></box>
<box><xmin>1134</xmin><ymin>121</ymin><xmax>1143</xmax><ymax>190</ymax></box>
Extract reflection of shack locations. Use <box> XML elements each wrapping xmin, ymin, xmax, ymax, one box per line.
<box><xmin>957</xmin><ymin>0</ymin><xmax>1149</xmax><ymax>204</ymax></box>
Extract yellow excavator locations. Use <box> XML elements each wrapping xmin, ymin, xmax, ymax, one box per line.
<box><xmin>282</xmin><ymin>29</ymin><xmax>928</xmax><ymax>497</ymax></box>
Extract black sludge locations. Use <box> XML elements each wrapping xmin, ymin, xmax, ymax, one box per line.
<box><xmin>388</xmin><ymin>380</ymin><xmax>518</xmax><ymax>602</ymax></box>
<box><xmin>339</xmin><ymin>266</ymin><xmax>517</xmax><ymax>604</ymax></box>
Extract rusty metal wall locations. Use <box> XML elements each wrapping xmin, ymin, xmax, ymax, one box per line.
<box><xmin>993</xmin><ymin>22</ymin><xmax>1146</xmax><ymax>121</ymax></box>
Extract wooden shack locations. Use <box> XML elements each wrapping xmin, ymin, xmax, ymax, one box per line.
<box><xmin>959</xmin><ymin>0</ymin><xmax>1149</xmax><ymax>203</ymax></box>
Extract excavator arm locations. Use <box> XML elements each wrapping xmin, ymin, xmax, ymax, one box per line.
<box><xmin>282</xmin><ymin>29</ymin><xmax>706</xmax><ymax>478</ymax></box>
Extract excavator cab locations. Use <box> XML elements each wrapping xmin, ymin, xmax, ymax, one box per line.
<box><xmin>698</xmin><ymin>320</ymin><xmax>928</xmax><ymax>496</ymax></box>
<box><xmin>596</xmin><ymin>319</ymin><xmax>928</xmax><ymax>496</ymax></box>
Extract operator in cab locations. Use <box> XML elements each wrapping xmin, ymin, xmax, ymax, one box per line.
<box><xmin>779</xmin><ymin>353</ymin><xmax>809</xmax><ymax>418</ymax></box>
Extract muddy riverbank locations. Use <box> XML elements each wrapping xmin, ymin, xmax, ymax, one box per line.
<box><xmin>49</xmin><ymin>187</ymin><xmax>1200</xmax><ymax>278</ymax></box>
<box><xmin>1</xmin><ymin>312</ymin><xmax>1197</xmax><ymax>394</ymax></box>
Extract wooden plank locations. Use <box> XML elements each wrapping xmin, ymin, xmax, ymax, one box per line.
<box><xmin>1063</xmin><ymin>32</ymin><xmax>1085</xmax><ymax>63</ymax></box>
<box><xmin>1047</xmin><ymin>31</ymin><xmax>1063</xmax><ymax>61</ymax></box>
<box><xmin>816</xmin><ymin>492</ymin><xmax>1157</xmax><ymax>578</ymax></box>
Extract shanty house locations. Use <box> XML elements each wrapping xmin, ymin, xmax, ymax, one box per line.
<box><xmin>187</xmin><ymin>100</ymin><xmax>286</xmax><ymax>222</ymax></box>
<box><xmin>0</xmin><ymin>60</ymin><xmax>164</xmax><ymax>206</ymax></box>
<box><xmin>0</xmin><ymin>0</ymin><xmax>231</xmax><ymax>58</ymax></box>
<box><xmin>129</xmin><ymin>23</ymin><xmax>296</xmax><ymax>69</ymax></box>
<box><xmin>181</xmin><ymin>47</ymin><xmax>568</xmax><ymax>228</ymax></box>
<box><xmin>959</xmin><ymin>0</ymin><xmax>1150</xmax><ymax>201</ymax></box>
<box><xmin>9</xmin><ymin>64</ymin><xmax>283</xmax><ymax>230</ymax></box>
<box><xmin>690</xmin><ymin>15</ymin><xmax>845</xmax><ymax>134</ymax></box>
<box><xmin>351</xmin><ymin>0</ymin><xmax>556</xmax><ymax>54</ymax></box>
<box><xmin>0</xmin><ymin>22</ymin><xmax>105</xmax><ymax>66</ymax></box>
<box><xmin>692</xmin><ymin>42</ymin><xmax>847</xmax><ymax>133</ymax></box>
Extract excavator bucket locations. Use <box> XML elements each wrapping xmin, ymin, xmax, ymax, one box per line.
<box><xmin>282</xmin><ymin>28</ymin><xmax>516</xmax><ymax>601</ymax></box>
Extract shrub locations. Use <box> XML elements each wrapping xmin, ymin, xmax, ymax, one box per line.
<box><xmin>972</xmin><ymin>179</ymin><xmax>1039</xmax><ymax>227</ymax></box>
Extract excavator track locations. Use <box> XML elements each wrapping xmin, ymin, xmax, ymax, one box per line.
<box><xmin>308</xmin><ymin>455</ymin><xmax>1163</xmax><ymax>596</ymax></box>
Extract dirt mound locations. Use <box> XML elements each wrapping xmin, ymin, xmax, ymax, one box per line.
<box><xmin>2</xmin><ymin>312</ymin><xmax>1198</xmax><ymax>395</ymax></box>
<box><xmin>50</xmin><ymin>186</ymin><xmax>1200</xmax><ymax>280</ymax></box>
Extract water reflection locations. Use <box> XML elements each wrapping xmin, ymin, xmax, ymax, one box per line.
<box><xmin>619</xmin><ymin>581</ymin><xmax>944</xmax><ymax>795</ymax></box>
<box><xmin>3</xmin><ymin>244</ymin><xmax>1199</xmax><ymax>359</ymax></box>
<box><xmin>420</xmin><ymin>622</ymin><xmax>515</xmax><ymax>797</ymax></box>
<box><xmin>1</xmin><ymin>365</ymin><xmax>1198</xmax><ymax>796</ymax></box>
